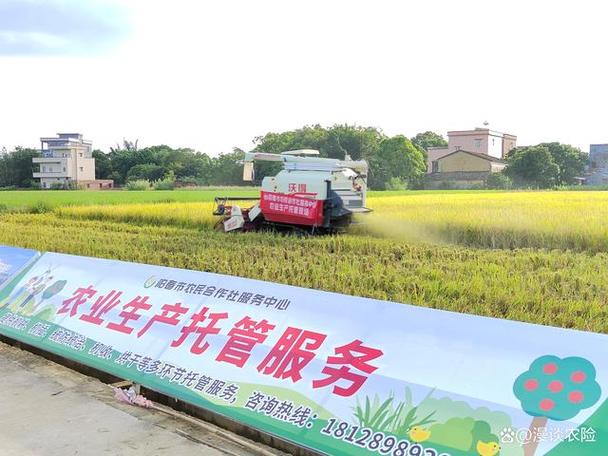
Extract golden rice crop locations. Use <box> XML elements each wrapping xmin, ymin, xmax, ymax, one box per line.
<box><xmin>0</xmin><ymin>212</ymin><xmax>607</xmax><ymax>334</ymax></box>
<box><xmin>363</xmin><ymin>191</ymin><xmax>608</xmax><ymax>252</ymax></box>
<box><xmin>56</xmin><ymin>201</ymin><xmax>218</xmax><ymax>229</ymax></box>
<box><xmin>57</xmin><ymin>191</ymin><xmax>608</xmax><ymax>252</ymax></box>
<box><xmin>3</xmin><ymin>190</ymin><xmax>608</xmax><ymax>334</ymax></box>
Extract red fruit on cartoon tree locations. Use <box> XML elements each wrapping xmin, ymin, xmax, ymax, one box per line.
<box><xmin>513</xmin><ymin>355</ymin><xmax>601</xmax><ymax>456</ymax></box>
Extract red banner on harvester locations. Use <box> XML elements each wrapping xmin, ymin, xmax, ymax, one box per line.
<box><xmin>260</xmin><ymin>191</ymin><xmax>324</xmax><ymax>226</ymax></box>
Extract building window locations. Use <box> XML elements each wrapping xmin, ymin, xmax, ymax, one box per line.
<box><xmin>79</xmin><ymin>153</ymin><xmax>83</xmax><ymax>157</ymax></box>
<box><xmin>474</xmin><ymin>139</ymin><xmax>482</xmax><ymax>148</ymax></box>
<box><xmin>63</xmin><ymin>167</ymin><xmax>66</xmax><ymax>172</ymax></box>
<box><xmin>79</xmin><ymin>166</ymin><xmax>84</xmax><ymax>172</ymax></box>
<box><xmin>431</xmin><ymin>161</ymin><xmax>439</xmax><ymax>173</ymax></box>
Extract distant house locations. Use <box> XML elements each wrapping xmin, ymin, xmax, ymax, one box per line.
<box><xmin>32</xmin><ymin>133</ymin><xmax>113</xmax><ymax>190</ymax></box>
<box><xmin>426</xmin><ymin>150</ymin><xmax>506</xmax><ymax>189</ymax></box>
<box><xmin>426</xmin><ymin>127</ymin><xmax>516</xmax><ymax>173</ymax></box>
<box><xmin>585</xmin><ymin>144</ymin><xmax>608</xmax><ymax>186</ymax></box>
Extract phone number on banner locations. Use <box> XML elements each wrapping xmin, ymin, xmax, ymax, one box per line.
<box><xmin>320</xmin><ymin>418</ymin><xmax>451</xmax><ymax>456</ymax></box>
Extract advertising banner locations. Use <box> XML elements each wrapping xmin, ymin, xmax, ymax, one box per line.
<box><xmin>260</xmin><ymin>191</ymin><xmax>324</xmax><ymax>226</ymax></box>
<box><xmin>0</xmin><ymin>245</ymin><xmax>607</xmax><ymax>456</ymax></box>
<box><xmin>0</xmin><ymin>245</ymin><xmax>39</xmax><ymax>291</ymax></box>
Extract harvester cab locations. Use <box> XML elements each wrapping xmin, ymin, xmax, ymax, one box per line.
<box><xmin>213</xmin><ymin>149</ymin><xmax>371</xmax><ymax>234</ymax></box>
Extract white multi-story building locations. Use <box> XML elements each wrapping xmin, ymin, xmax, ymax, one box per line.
<box><xmin>33</xmin><ymin>133</ymin><xmax>111</xmax><ymax>189</ymax></box>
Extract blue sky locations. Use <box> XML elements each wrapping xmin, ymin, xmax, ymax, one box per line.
<box><xmin>0</xmin><ymin>0</ymin><xmax>606</xmax><ymax>155</ymax></box>
<box><xmin>0</xmin><ymin>0</ymin><xmax>130</xmax><ymax>56</ymax></box>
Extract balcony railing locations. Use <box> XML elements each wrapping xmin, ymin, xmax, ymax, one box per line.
<box><xmin>33</xmin><ymin>171</ymin><xmax>69</xmax><ymax>178</ymax></box>
<box><xmin>38</xmin><ymin>151</ymin><xmax>71</xmax><ymax>158</ymax></box>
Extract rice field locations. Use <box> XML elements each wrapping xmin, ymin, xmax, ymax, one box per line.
<box><xmin>364</xmin><ymin>191</ymin><xmax>608</xmax><ymax>252</ymax></box>
<box><xmin>0</xmin><ymin>188</ymin><xmax>260</xmax><ymax>210</ymax></box>
<box><xmin>55</xmin><ymin>201</ymin><xmax>218</xmax><ymax>230</ymax></box>
<box><xmin>53</xmin><ymin>190</ymin><xmax>608</xmax><ymax>252</ymax></box>
<box><xmin>0</xmin><ymin>189</ymin><xmax>607</xmax><ymax>333</ymax></box>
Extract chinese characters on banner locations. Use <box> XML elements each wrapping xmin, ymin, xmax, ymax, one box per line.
<box><xmin>2</xmin><ymin>247</ymin><xmax>608</xmax><ymax>456</ymax></box>
<box><xmin>55</xmin><ymin>283</ymin><xmax>383</xmax><ymax>397</ymax></box>
<box><xmin>260</xmin><ymin>191</ymin><xmax>323</xmax><ymax>224</ymax></box>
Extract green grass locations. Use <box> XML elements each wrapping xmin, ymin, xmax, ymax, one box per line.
<box><xmin>354</xmin><ymin>389</ymin><xmax>436</xmax><ymax>435</ymax></box>
<box><xmin>0</xmin><ymin>188</ymin><xmax>260</xmax><ymax>210</ymax></box>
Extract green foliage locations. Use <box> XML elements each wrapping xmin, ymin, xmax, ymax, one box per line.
<box><xmin>253</xmin><ymin>124</ymin><xmax>388</xmax><ymax>184</ymax></box>
<box><xmin>539</xmin><ymin>142</ymin><xmax>587</xmax><ymax>186</ymax></box>
<box><xmin>29</xmin><ymin>201</ymin><xmax>52</xmax><ymax>214</ymax></box>
<box><xmin>548</xmin><ymin>393</ymin><xmax>608</xmax><ymax>455</ymax></box>
<box><xmin>153</xmin><ymin>179</ymin><xmax>175</xmax><ymax>190</ymax></box>
<box><xmin>107</xmin><ymin>171</ymin><xmax>125</xmax><ymax>186</ymax></box>
<box><xmin>92</xmin><ymin>150</ymin><xmax>112</xmax><ymax>179</ymax></box>
<box><xmin>505</xmin><ymin>142</ymin><xmax>586</xmax><ymax>189</ymax></box>
<box><xmin>428</xmin><ymin>418</ymin><xmax>475</xmax><ymax>451</ymax></box>
<box><xmin>385</xmin><ymin>177</ymin><xmax>408</xmax><ymax>191</ymax></box>
<box><xmin>369</xmin><ymin>136</ymin><xmax>427</xmax><ymax>189</ymax></box>
<box><xmin>111</xmin><ymin>139</ymin><xmax>139</xmax><ymax>154</ymax></box>
<box><xmin>153</xmin><ymin>171</ymin><xmax>176</xmax><ymax>190</ymax></box>
<box><xmin>415</xmin><ymin>393</ymin><xmax>522</xmax><ymax>456</ymax></box>
<box><xmin>50</xmin><ymin>181</ymin><xmax>78</xmax><ymax>190</ymax></box>
<box><xmin>417</xmin><ymin>396</ymin><xmax>512</xmax><ymax>433</ymax></box>
<box><xmin>428</xmin><ymin>417</ymin><xmax>498</xmax><ymax>452</ymax></box>
<box><xmin>254</xmin><ymin>124</ymin><xmax>385</xmax><ymax>161</ymax></box>
<box><xmin>470</xmin><ymin>421</ymin><xmax>499</xmax><ymax>453</ymax></box>
<box><xmin>207</xmin><ymin>148</ymin><xmax>248</xmax><ymax>186</ymax></box>
<box><xmin>354</xmin><ymin>388</ymin><xmax>436</xmax><ymax>435</ymax></box>
<box><xmin>486</xmin><ymin>172</ymin><xmax>512</xmax><ymax>189</ymax></box>
<box><xmin>0</xmin><ymin>147</ymin><xmax>41</xmax><ymax>188</ymax></box>
<box><xmin>127</xmin><ymin>163</ymin><xmax>165</xmax><ymax>182</ymax></box>
<box><xmin>514</xmin><ymin>355</ymin><xmax>601</xmax><ymax>421</ymax></box>
<box><xmin>411</xmin><ymin>131</ymin><xmax>447</xmax><ymax>151</ymax></box>
<box><xmin>106</xmin><ymin>144</ymin><xmax>214</xmax><ymax>186</ymax></box>
<box><xmin>49</xmin><ymin>182</ymin><xmax>65</xmax><ymax>190</ymax></box>
<box><xmin>42</xmin><ymin>280</ymin><xmax>67</xmax><ymax>300</ymax></box>
<box><xmin>175</xmin><ymin>176</ymin><xmax>200</xmax><ymax>187</ymax></box>
<box><xmin>126</xmin><ymin>180</ymin><xmax>151</xmax><ymax>191</ymax></box>
<box><xmin>504</xmin><ymin>145</ymin><xmax>560</xmax><ymax>188</ymax></box>
<box><xmin>2</xmin><ymin>133</ymin><xmax>590</xmax><ymax>192</ymax></box>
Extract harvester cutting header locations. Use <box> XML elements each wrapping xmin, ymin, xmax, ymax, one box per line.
<box><xmin>214</xmin><ymin>149</ymin><xmax>371</xmax><ymax>234</ymax></box>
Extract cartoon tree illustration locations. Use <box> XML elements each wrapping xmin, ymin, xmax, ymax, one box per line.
<box><xmin>513</xmin><ymin>355</ymin><xmax>601</xmax><ymax>456</ymax></box>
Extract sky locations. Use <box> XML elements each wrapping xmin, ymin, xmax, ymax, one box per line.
<box><xmin>0</xmin><ymin>0</ymin><xmax>606</xmax><ymax>155</ymax></box>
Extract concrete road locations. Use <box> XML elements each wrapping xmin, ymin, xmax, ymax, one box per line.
<box><xmin>0</xmin><ymin>341</ymin><xmax>284</xmax><ymax>456</ymax></box>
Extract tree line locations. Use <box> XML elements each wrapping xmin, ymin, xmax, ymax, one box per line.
<box><xmin>0</xmin><ymin>125</ymin><xmax>431</xmax><ymax>190</ymax></box>
<box><xmin>0</xmin><ymin>125</ymin><xmax>589</xmax><ymax>190</ymax></box>
<box><xmin>500</xmin><ymin>143</ymin><xmax>588</xmax><ymax>188</ymax></box>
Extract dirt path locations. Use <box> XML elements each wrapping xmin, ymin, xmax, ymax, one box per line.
<box><xmin>0</xmin><ymin>341</ymin><xmax>286</xmax><ymax>456</ymax></box>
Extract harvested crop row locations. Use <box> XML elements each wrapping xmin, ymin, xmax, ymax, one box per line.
<box><xmin>57</xmin><ymin>191</ymin><xmax>608</xmax><ymax>252</ymax></box>
<box><xmin>0</xmin><ymin>212</ymin><xmax>606</xmax><ymax>334</ymax></box>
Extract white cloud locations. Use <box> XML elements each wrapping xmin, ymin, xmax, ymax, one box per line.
<box><xmin>0</xmin><ymin>0</ymin><xmax>131</xmax><ymax>55</ymax></box>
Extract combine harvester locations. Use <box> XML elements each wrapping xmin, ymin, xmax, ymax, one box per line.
<box><xmin>214</xmin><ymin>149</ymin><xmax>371</xmax><ymax>234</ymax></box>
